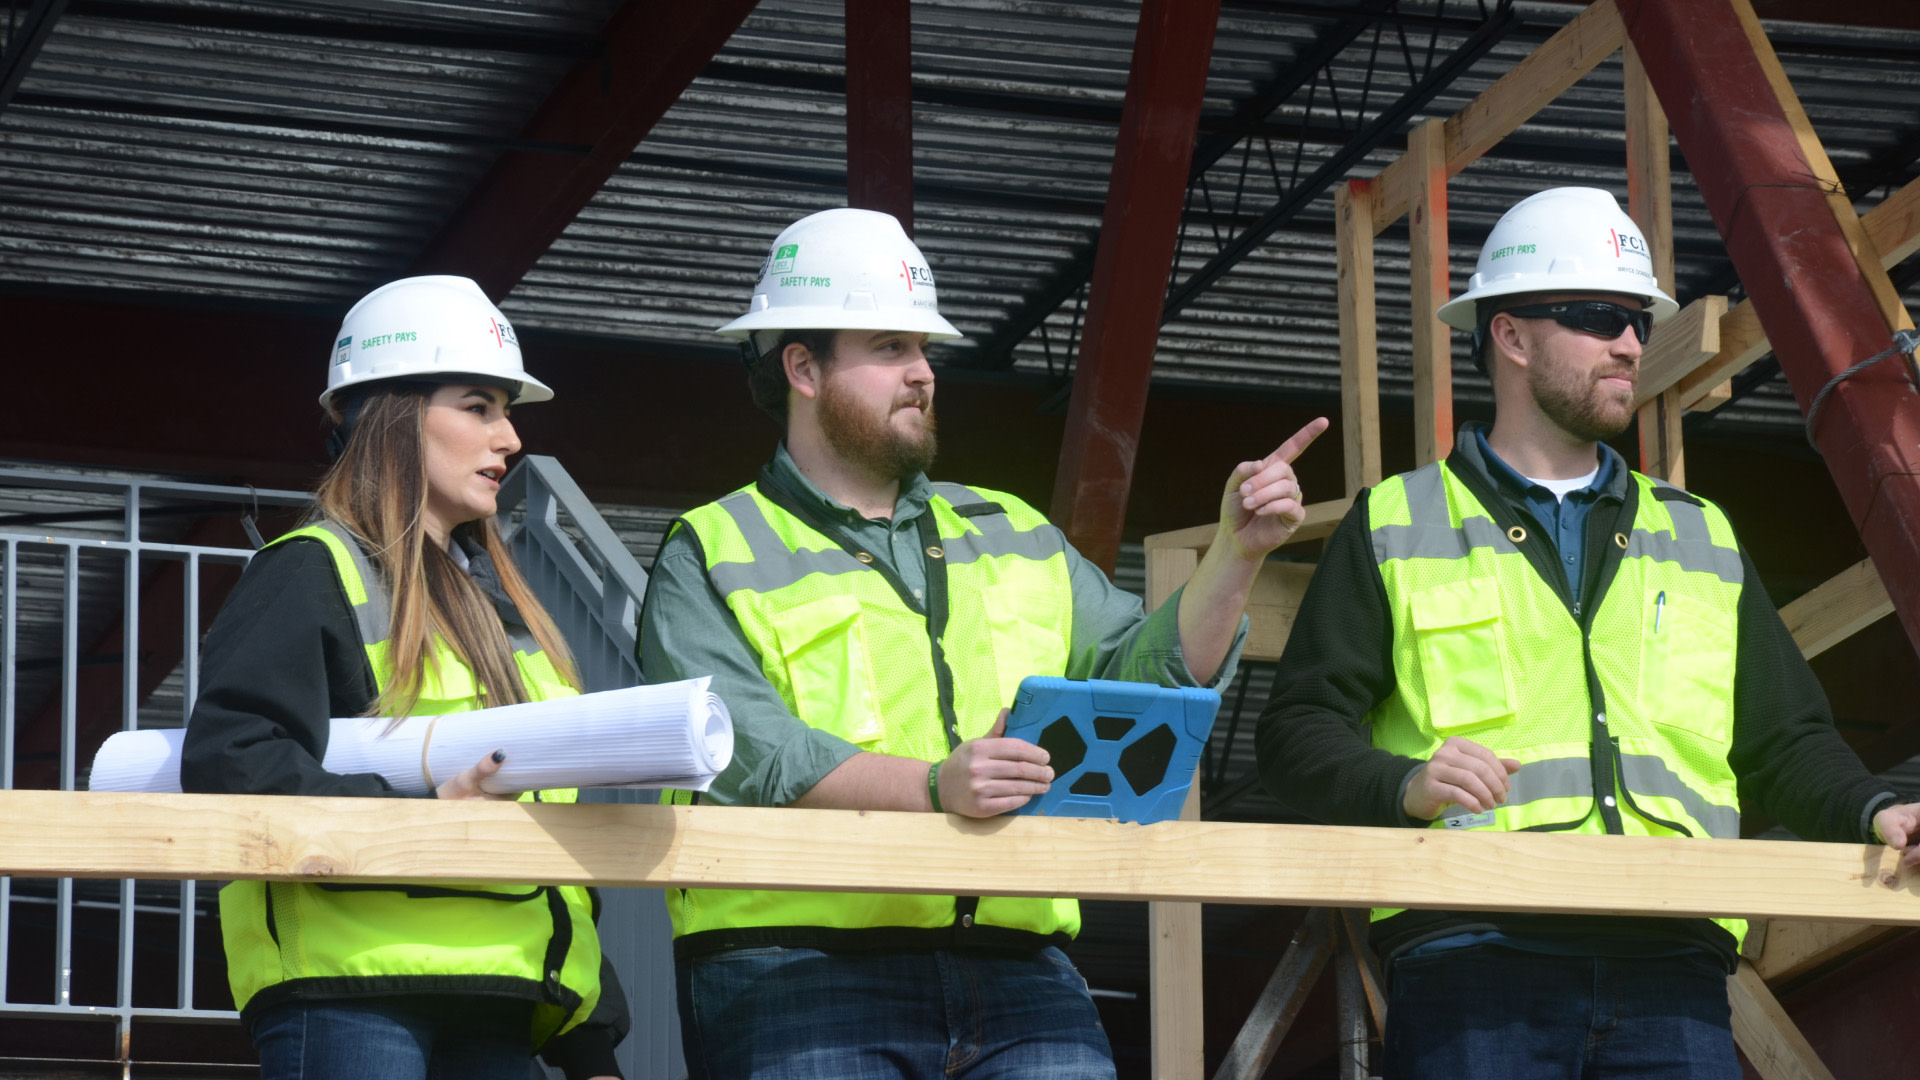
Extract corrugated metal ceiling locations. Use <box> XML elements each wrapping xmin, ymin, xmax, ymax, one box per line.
<box><xmin>2</xmin><ymin>0</ymin><xmax>1918</xmax><ymax>431</ymax></box>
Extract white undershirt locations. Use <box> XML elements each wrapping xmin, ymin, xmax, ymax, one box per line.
<box><xmin>446</xmin><ymin>540</ymin><xmax>472</xmax><ymax>573</ymax></box>
<box><xmin>1525</xmin><ymin>467</ymin><xmax>1599</xmax><ymax>503</ymax></box>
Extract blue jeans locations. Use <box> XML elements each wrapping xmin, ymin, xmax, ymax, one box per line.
<box><xmin>677</xmin><ymin>946</ymin><xmax>1116</xmax><ymax>1080</ymax></box>
<box><xmin>252</xmin><ymin>996</ymin><xmax>536</xmax><ymax>1080</ymax></box>
<box><xmin>1383</xmin><ymin>946</ymin><xmax>1740</xmax><ymax>1080</ymax></box>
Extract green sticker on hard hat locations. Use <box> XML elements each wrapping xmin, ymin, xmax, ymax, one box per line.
<box><xmin>335</xmin><ymin>336</ymin><xmax>352</xmax><ymax>366</ymax></box>
<box><xmin>771</xmin><ymin>244</ymin><xmax>799</xmax><ymax>275</ymax></box>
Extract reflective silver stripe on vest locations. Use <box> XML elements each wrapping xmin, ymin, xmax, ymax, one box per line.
<box><xmin>943</xmin><ymin>523</ymin><xmax>1066</xmax><ymax>567</ymax></box>
<box><xmin>1619</xmin><ymin>754</ymin><xmax>1741</xmax><ymax>839</ymax></box>
<box><xmin>706</xmin><ymin>491</ymin><xmax>870</xmax><ymax>595</ymax></box>
<box><xmin>930</xmin><ymin>481</ymin><xmax>988</xmax><ymax>507</ymax></box>
<box><xmin>1496</xmin><ymin>756</ymin><xmax>1593</xmax><ymax>809</ymax></box>
<box><xmin>705</xmin><ymin>488</ymin><xmax>1068</xmax><ymax>595</ymax></box>
<box><xmin>1372</xmin><ymin>463</ymin><xmax>1519</xmax><ymax>563</ymax></box>
<box><xmin>308</xmin><ymin>521</ymin><xmax>390</xmax><ymax>649</ymax></box>
<box><xmin>926</xmin><ymin>482</ymin><xmax>1065</xmax><ymax>565</ymax></box>
<box><xmin>1478</xmin><ymin>754</ymin><xmax>1736</xmax><ymax>838</ymax></box>
<box><xmin>1628</xmin><ymin>484</ymin><xmax>1744</xmax><ymax>584</ymax></box>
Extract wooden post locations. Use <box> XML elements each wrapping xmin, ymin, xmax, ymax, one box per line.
<box><xmin>1407</xmin><ymin>117</ymin><xmax>1452</xmax><ymax>468</ymax></box>
<box><xmin>1337</xmin><ymin>179</ymin><xmax>1382</xmax><ymax>496</ymax></box>
<box><xmin>1144</xmin><ymin>545</ymin><xmax>1204</xmax><ymax>1079</ymax></box>
<box><xmin>1149</xmin><ymin>783</ymin><xmax>1206</xmax><ymax>1080</ymax></box>
<box><xmin>1626</xmin><ymin>40</ymin><xmax>1683</xmax><ymax>484</ymax></box>
<box><xmin>1729</xmin><ymin>960</ymin><xmax>1839</xmax><ymax>1080</ymax></box>
<box><xmin>1214</xmin><ymin>908</ymin><xmax>1337</xmax><ymax>1080</ymax></box>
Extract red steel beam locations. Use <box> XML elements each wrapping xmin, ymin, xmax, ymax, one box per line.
<box><xmin>408</xmin><ymin>0</ymin><xmax>761</xmax><ymax>301</ymax></box>
<box><xmin>1619</xmin><ymin>0</ymin><xmax>1920</xmax><ymax>657</ymax></box>
<box><xmin>844</xmin><ymin>0</ymin><xmax>914</xmax><ymax>233</ymax></box>
<box><xmin>1047</xmin><ymin>0</ymin><xmax>1223</xmax><ymax>574</ymax></box>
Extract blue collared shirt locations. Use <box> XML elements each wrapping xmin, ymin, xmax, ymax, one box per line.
<box><xmin>1473</xmin><ymin>428</ymin><xmax>1616</xmax><ymax>596</ymax></box>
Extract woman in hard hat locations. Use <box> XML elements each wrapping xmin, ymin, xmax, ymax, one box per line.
<box><xmin>181</xmin><ymin>276</ymin><xmax>625</xmax><ymax>1080</ymax></box>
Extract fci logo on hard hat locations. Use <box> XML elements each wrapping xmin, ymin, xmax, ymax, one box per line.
<box><xmin>901</xmin><ymin>263</ymin><xmax>935</xmax><ymax>291</ymax></box>
<box><xmin>488</xmin><ymin>318</ymin><xmax>518</xmax><ymax>348</ymax></box>
<box><xmin>1607</xmin><ymin>229</ymin><xmax>1649</xmax><ymax>260</ymax></box>
<box><xmin>771</xmin><ymin>244</ymin><xmax>799</xmax><ymax>275</ymax></box>
<box><xmin>334</xmin><ymin>336</ymin><xmax>352</xmax><ymax>366</ymax></box>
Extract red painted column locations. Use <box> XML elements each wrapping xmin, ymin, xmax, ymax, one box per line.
<box><xmin>1621</xmin><ymin>0</ymin><xmax>1920</xmax><ymax>657</ymax></box>
<box><xmin>1048</xmin><ymin>0</ymin><xmax>1223</xmax><ymax>573</ymax></box>
<box><xmin>845</xmin><ymin>0</ymin><xmax>914</xmax><ymax>232</ymax></box>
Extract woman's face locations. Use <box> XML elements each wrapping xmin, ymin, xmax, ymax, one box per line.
<box><xmin>420</xmin><ymin>382</ymin><xmax>521</xmax><ymax>546</ymax></box>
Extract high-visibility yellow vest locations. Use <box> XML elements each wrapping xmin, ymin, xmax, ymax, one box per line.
<box><xmin>665</xmin><ymin>479</ymin><xmax>1079</xmax><ymax>948</ymax></box>
<box><xmin>217</xmin><ymin>522</ymin><xmax>602</xmax><ymax>1044</ymax></box>
<box><xmin>1367</xmin><ymin>461</ymin><xmax>1745</xmax><ymax>944</ymax></box>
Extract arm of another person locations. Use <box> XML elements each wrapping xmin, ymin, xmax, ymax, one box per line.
<box><xmin>639</xmin><ymin>529</ymin><xmax>1043</xmax><ymax>817</ymax></box>
<box><xmin>1252</xmin><ymin>496</ymin><xmax>1516</xmax><ymax>827</ymax></box>
<box><xmin>1726</xmin><ymin>546</ymin><xmax>1920</xmax><ymax>865</ymax></box>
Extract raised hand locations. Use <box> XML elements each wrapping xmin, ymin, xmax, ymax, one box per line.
<box><xmin>1220</xmin><ymin>417</ymin><xmax>1331</xmax><ymax>560</ymax></box>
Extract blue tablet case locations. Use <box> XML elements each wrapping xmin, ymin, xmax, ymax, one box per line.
<box><xmin>1002</xmin><ymin>676</ymin><xmax>1221</xmax><ymax>825</ymax></box>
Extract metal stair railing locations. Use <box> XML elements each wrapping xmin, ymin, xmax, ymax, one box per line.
<box><xmin>495</xmin><ymin>455</ymin><xmax>651</xmax><ymax>694</ymax></box>
<box><xmin>0</xmin><ymin>464</ymin><xmax>313</xmax><ymax>1052</ymax></box>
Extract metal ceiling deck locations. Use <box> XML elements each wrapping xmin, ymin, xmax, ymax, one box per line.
<box><xmin>2</xmin><ymin>0</ymin><xmax>1918</xmax><ymax>431</ymax></box>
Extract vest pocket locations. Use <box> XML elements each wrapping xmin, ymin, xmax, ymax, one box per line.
<box><xmin>982</xmin><ymin>584</ymin><xmax>1070</xmax><ymax>712</ymax></box>
<box><xmin>1639</xmin><ymin>589</ymin><xmax>1735</xmax><ymax>747</ymax></box>
<box><xmin>769</xmin><ymin>594</ymin><xmax>885</xmax><ymax>745</ymax></box>
<box><xmin>1408</xmin><ymin>579</ymin><xmax>1514</xmax><ymax>732</ymax></box>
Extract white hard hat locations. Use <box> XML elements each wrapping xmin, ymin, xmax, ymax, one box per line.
<box><xmin>322</xmin><ymin>275</ymin><xmax>554</xmax><ymax>410</ymax></box>
<box><xmin>716</xmin><ymin>208</ymin><xmax>962</xmax><ymax>354</ymax></box>
<box><xmin>1437</xmin><ymin>187</ymin><xmax>1679</xmax><ymax>331</ymax></box>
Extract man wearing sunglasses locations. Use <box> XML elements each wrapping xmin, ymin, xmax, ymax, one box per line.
<box><xmin>1255</xmin><ymin>187</ymin><xmax>1920</xmax><ymax>1079</ymax></box>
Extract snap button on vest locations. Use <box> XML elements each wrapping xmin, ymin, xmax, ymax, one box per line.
<box><xmin>855</xmin><ymin>551</ymin><xmax>874</xmax><ymax>563</ymax></box>
<box><xmin>1507</xmin><ymin>525</ymin><xmax>1527</xmax><ymax>543</ymax></box>
<box><xmin>926</xmin><ymin>545</ymin><xmax>944</xmax><ymax>559</ymax></box>
<box><xmin>1614</xmin><ymin>532</ymin><xmax>1629</xmax><ymax>549</ymax></box>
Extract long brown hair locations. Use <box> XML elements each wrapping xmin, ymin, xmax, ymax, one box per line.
<box><xmin>314</xmin><ymin>383</ymin><xmax>580</xmax><ymax>720</ymax></box>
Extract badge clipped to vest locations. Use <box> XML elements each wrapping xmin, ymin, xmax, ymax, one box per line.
<box><xmin>1002</xmin><ymin>676</ymin><xmax>1221</xmax><ymax>825</ymax></box>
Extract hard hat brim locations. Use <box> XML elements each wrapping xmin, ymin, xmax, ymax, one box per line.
<box><xmin>715</xmin><ymin>307</ymin><xmax>963</xmax><ymax>343</ymax></box>
<box><xmin>319</xmin><ymin>371</ymin><xmax>554</xmax><ymax>412</ymax></box>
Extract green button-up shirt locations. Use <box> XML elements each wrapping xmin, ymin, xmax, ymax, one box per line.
<box><xmin>638</xmin><ymin>444</ymin><xmax>1247</xmax><ymax>807</ymax></box>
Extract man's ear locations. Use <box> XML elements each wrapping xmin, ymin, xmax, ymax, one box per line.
<box><xmin>784</xmin><ymin>341</ymin><xmax>823</xmax><ymax>402</ymax></box>
<box><xmin>1487</xmin><ymin>311</ymin><xmax>1532</xmax><ymax>376</ymax></box>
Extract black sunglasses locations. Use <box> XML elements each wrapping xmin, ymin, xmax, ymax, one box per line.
<box><xmin>1497</xmin><ymin>301</ymin><xmax>1654</xmax><ymax>345</ymax></box>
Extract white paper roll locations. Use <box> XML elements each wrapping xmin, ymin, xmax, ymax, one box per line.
<box><xmin>89</xmin><ymin>678</ymin><xmax>734</xmax><ymax>795</ymax></box>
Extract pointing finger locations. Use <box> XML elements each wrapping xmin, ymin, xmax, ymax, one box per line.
<box><xmin>1264</xmin><ymin>416</ymin><xmax>1331</xmax><ymax>467</ymax></box>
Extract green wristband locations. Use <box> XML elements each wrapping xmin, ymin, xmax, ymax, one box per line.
<box><xmin>928</xmin><ymin>760</ymin><xmax>944</xmax><ymax>814</ymax></box>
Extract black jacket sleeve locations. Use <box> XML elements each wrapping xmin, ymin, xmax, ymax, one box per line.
<box><xmin>180</xmin><ymin>538</ymin><xmax>406</xmax><ymax>798</ymax></box>
<box><xmin>1255</xmin><ymin>493</ymin><xmax>1425</xmax><ymax>827</ymax></box>
<box><xmin>538</xmin><ymin>885</ymin><xmax>631</xmax><ymax>1080</ymax></box>
<box><xmin>1727</xmin><ymin>546</ymin><xmax>1891</xmax><ymax>843</ymax></box>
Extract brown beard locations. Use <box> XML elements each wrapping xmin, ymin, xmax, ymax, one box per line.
<box><xmin>1528</xmin><ymin>350</ymin><xmax>1637</xmax><ymax>443</ymax></box>
<box><xmin>817</xmin><ymin>373</ymin><xmax>939</xmax><ymax>479</ymax></box>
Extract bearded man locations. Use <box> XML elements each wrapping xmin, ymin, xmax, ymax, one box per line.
<box><xmin>639</xmin><ymin>207</ymin><xmax>1328</xmax><ymax>1079</ymax></box>
<box><xmin>1255</xmin><ymin>187</ymin><xmax>1920</xmax><ymax>1080</ymax></box>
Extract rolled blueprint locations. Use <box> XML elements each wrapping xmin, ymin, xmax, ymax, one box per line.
<box><xmin>88</xmin><ymin>678</ymin><xmax>733</xmax><ymax>796</ymax></box>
